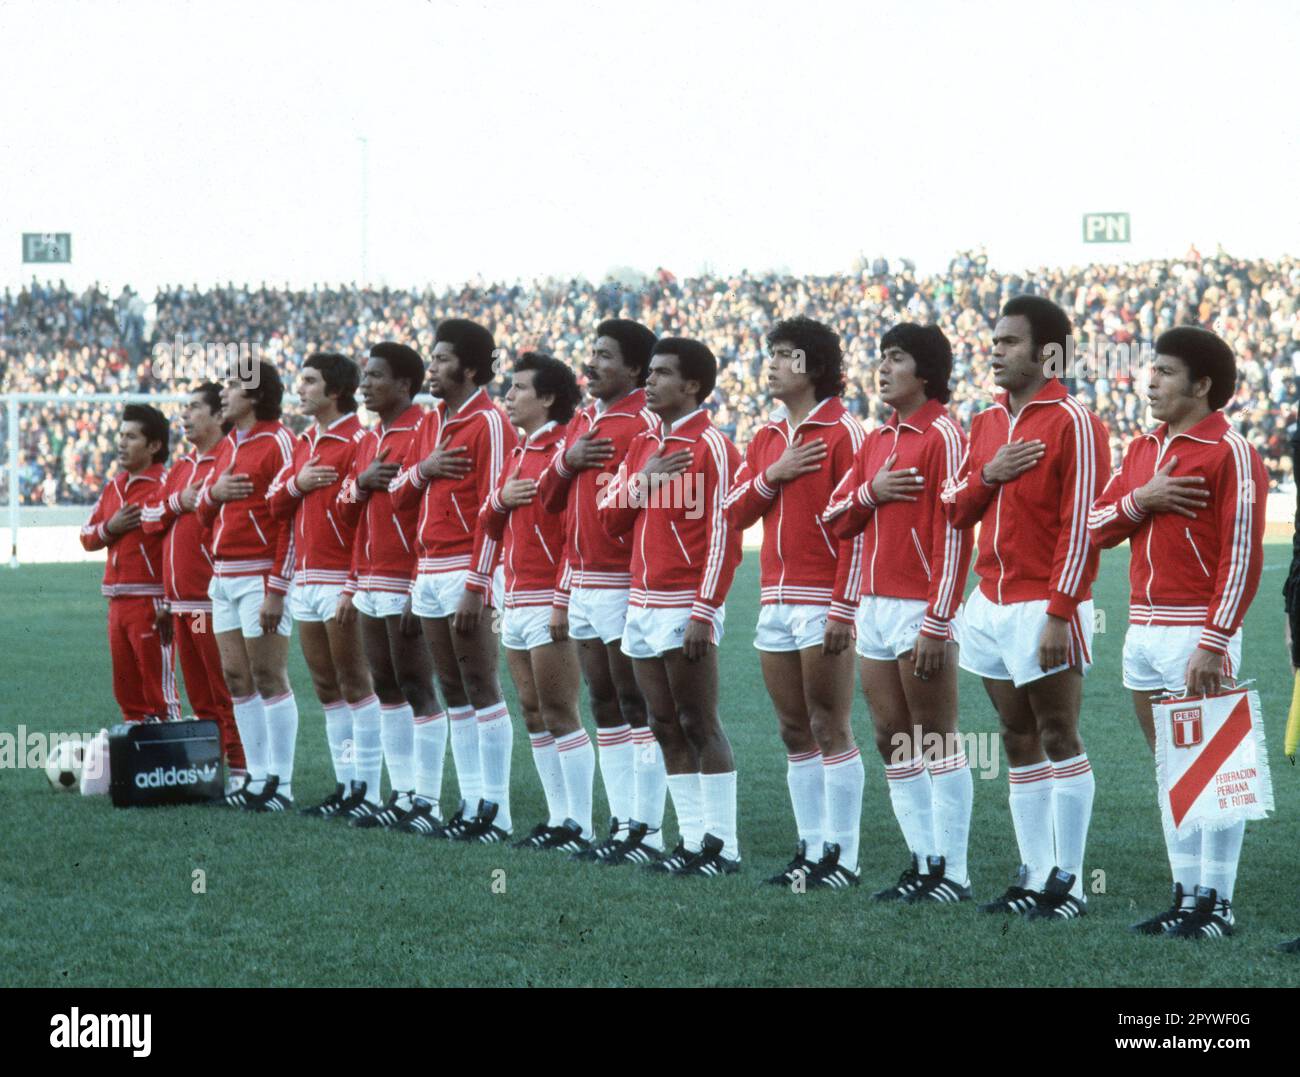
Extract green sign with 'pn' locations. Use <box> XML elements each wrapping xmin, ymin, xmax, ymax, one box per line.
<box><xmin>1082</xmin><ymin>214</ymin><xmax>1130</xmax><ymax>243</ymax></box>
<box><xmin>22</xmin><ymin>233</ymin><xmax>72</xmax><ymax>263</ymax></box>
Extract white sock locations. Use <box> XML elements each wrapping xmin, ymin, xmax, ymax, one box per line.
<box><xmin>1164</xmin><ymin>824</ymin><xmax>1202</xmax><ymax>903</ymax></box>
<box><xmin>231</xmin><ymin>693</ymin><xmax>269</xmax><ymax>794</ymax></box>
<box><xmin>412</xmin><ymin>711</ymin><xmax>447</xmax><ymax>812</ymax></box>
<box><xmin>380</xmin><ymin>702</ymin><xmax>415</xmax><ymax>801</ymax></box>
<box><xmin>350</xmin><ymin>694</ymin><xmax>383</xmax><ymax>804</ymax></box>
<box><xmin>262</xmin><ymin>690</ymin><xmax>299</xmax><ymax>800</ymax></box>
<box><xmin>477</xmin><ymin>701</ymin><xmax>513</xmax><ymax>832</ymax></box>
<box><xmin>1051</xmin><ymin>754</ymin><xmax>1094</xmax><ymax>898</ymax></box>
<box><xmin>446</xmin><ymin>705</ymin><xmax>480</xmax><ymax>813</ymax></box>
<box><xmin>1201</xmin><ymin>821</ymin><xmax>1246</xmax><ymax>902</ymax></box>
<box><xmin>666</xmin><ymin>772</ymin><xmax>704</xmax><ymax>852</ymax></box>
<box><xmin>786</xmin><ymin>749</ymin><xmax>824</xmax><ymax>853</ymax></box>
<box><xmin>556</xmin><ymin>728</ymin><xmax>596</xmax><ymax>837</ymax></box>
<box><xmin>529</xmin><ymin>731</ymin><xmax>567</xmax><ymax>827</ymax></box>
<box><xmin>822</xmin><ymin>747</ymin><xmax>863</xmax><ymax>872</ymax></box>
<box><xmin>1008</xmin><ymin>761</ymin><xmax>1055</xmax><ymax>891</ymax></box>
<box><xmin>596</xmin><ymin>724</ymin><xmax>634</xmax><ymax>831</ymax></box>
<box><xmin>631</xmin><ymin>727</ymin><xmax>667</xmax><ymax>850</ymax></box>
<box><xmin>930</xmin><ymin>752</ymin><xmax>973</xmax><ymax>885</ymax></box>
<box><xmin>323</xmin><ymin>701</ymin><xmax>352</xmax><ymax>787</ymax></box>
<box><xmin>698</xmin><ymin>770</ymin><xmax>739</xmax><ymax>861</ymax></box>
<box><xmin>885</xmin><ymin>757</ymin><xmax>933</xmax><ymax>863</ymax></box>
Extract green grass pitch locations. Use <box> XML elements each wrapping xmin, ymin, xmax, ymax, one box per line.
<box><xmin>3</xmin><ymin>548</ymin><xmax>1299</xmax><ymax>987</ymax></box>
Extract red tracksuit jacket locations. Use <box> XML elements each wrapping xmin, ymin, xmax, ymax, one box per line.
<box><xmin>80</xmin><ymin>463</ymin><xmax>168</xmax><ymax>598</ymax></box>
<box><xmin>336</xmin><ymin>403</ymin><xmax>424</xmax><ymax>595</ymax></box>
<box><xmin>478</xmin><ymin>421</ymin><xmax>569</xmax><ymax>608</ymax></box>
<box><xmin>267</xmin><ymin>412</ymin><xmax>365</xmax><ymax>593</ymax></box>
<box><xmin>538</xmin><ymin>388</ymin><xmax>657</xmax><ymax>590</ymax></box>
<box><xmin>724</xmin><ymin>395</ymin><xmax>864</xmax><ymax>625</ymax></box>
<box><xmin>388</xmin><ymin>387</ymin><xmax>518</xmax><ymax>594</ymax></box>
<box><xmin>597</xmin><ymin>408</ymin><xmax>743</xmax><ymax>626</ymax></box>
<box><xmin>1087</xmin><ymin>410</ymin><xmax>1266</xmax><ymax>656</ymax></box>
<box><xmin>941</xmin><ymin>378</ymin><xmax>1108</xmax><ymax>620</ymax></box>
<box><xmin>196</xmin><ymin>419</ymin><xmax>297</xmax><ymax>593</ymax></box>
<box><xmin>141</xmin><ymin>448</ymin><xmax>220</xmax><ymax>609</ymax></box>
<box><xmin>824</xmin><ymin>398</ymin><xmax>974</xmax><ymax>640</ymax></box>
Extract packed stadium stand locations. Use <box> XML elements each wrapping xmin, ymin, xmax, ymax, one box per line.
<box><xmin>2</xmin><ymin>249</ymin><xmax>1296</xmax><ymax>506</ymax></box>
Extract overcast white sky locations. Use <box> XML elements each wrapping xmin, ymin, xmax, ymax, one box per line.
<box><xmin>2</xmin><ymin>0</ymin><xmax>1298</xmax><ymax>294</ymax></box>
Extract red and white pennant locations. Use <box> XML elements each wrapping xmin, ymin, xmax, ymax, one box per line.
<box><xmin>1154</xmin><ymin>687</ymin><xmax>1273</xmax><ymax>839</ymax></box>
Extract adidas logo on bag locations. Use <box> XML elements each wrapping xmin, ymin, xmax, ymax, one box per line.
<box><xmin>133</xmin><ymin>762</ymin><xmax>219</xmax><ymax>789</ymax></box>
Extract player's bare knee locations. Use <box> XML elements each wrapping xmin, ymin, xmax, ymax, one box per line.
<box><xmin>1039</xmin><ymin>724</ymin><xmax>1083</xmax><ymax>761</ymax></box>
<box><xmin>777</xmin><ymin>712</ymin><xmax>816</xmax><ymax>754</ymax></box>
<box><xmin>677</xmin><ymin>708</ymin><xmax>719</xmax><ymax>750</ymax></box>
<box><xmin>223</xmin><ymin>669</ymin><xmax>254</xmax><ymax>698</ymax></box>
<box><xmin>999</xmin><ymin>727</ymin><xmax>1041</xmax><ymax>765</ymax></box>
<box><xmin>307</xmin><ymin>667</ymin><xmax>340</xmax><ymax>701</ymax></box>
<box><xmin>647</xmin><ymin>709</ymin><xmax>682</xmax><ymax>743</ymax></box>
<box><xmin>873</xmin><ymin>718</ymin><xmax>912</xmax><ymax>762</ymax></box>
<box><xmin>339</xmin><ymin>673</ymin><xmax>374</xmax><ymax>704</ymax></box>
<box><xmin>587</xmin><ymin>676</ymin><xmax>616</xmax><ymax>708</ymax></box>
<box><xmin>252</xmin><ymin>670</ymin><xmax>290</xmax><ymax>699</ymax></box>
<box><xmin>459</xmin><ymin>673</ymin><xmax>500</xmax><ymax>710</ymax></box>
<box><xmin>396</xmin><ymin>675</ymin><xmax>434</xmax><ymax>714</ymax></box>
<box><xmin>435</xmin><ymin>675</ymin><xmax>469</xmax><ymax>710</ymax></box>
<box><xmin>543</xmin><ymin>708</ymin><xmax>581</xmax><ymax>737</ymax></box>
<box><xmin>616</xmin><ymin>689</ymin><xmax>647</xmax><ymax>726</ymax></box>
<box><xmin>520</xmin><ymin>705</ymin><xmax>546</xmax><ymax>735</ymax></box>
<box><xmin>592</xmin><ymin>696</ymin><xmax>627</xmax><ymax>726</ymax></box>
<box><xmin>808</xmin><ymin>708</ymin><xmax>851</xmax><ymax>755</ymax></box>
<box><xmin>368</xmin><ymin>666</ymin><xmax>399</xmax><ymax>700</ymax></box>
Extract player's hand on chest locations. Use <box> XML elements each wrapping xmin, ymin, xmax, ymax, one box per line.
<box><xmin>767</xmin><ymin>431</ymin><xmax>829</xmax><ymax>486</ymax></box>
<box><xmin>871</xmin><ymin>443</ymin><xmax>927</xmax><ymax>505</ymax></box>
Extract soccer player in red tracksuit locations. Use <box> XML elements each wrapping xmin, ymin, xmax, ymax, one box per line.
<box><xmin>268</xmin><ymin>353</ymin><xmax>379</xmax><ymax>821</ymax></box>
<box><xmin>80</xmin><ymin>403</ymin><xmax>180</xmax><ymax>724</ymax></box>
<box><xmin>725</xmin><ymin>317</ymin><xmax>867</xmax><ymax>890</ymax></box>
<box><xmin>140</xmin><ymin>383</ymin><xmax>245</xmax><ymax>786</ymax></box>
<box><xmin>196</xmin><ymin>362</ymin><xmax>299</xmax><ymax>811</ymax></box>
<box><xmin>941</xmin><ymin>296</ymin><xmax>1108</xmax><ymax>920</ymax></box>
<box><xmin>824</xmin><ymin>324</ymin><xmax>975</xmax><ymax>903</ymax></box>
<box><xmin>389</xmin><ymin>319</ymin><xmax>519</xmax><ymax>841</ymax></box>
<box><xmin>335</xmin><ymin>342</ymin><xmax>441</xmax><ymax>834</ymax></box>
<box><xmin>537</xmin><ymin>319</ymin><xmax>665</xmax><ymax>865</ymax></box>
<box><xmin>598</xmin><ymin>337</ymin><xmax>744</xmax><ymax>877</ymax></box>
<box><xmin>1088</xmin><ymin>327</ymin><xmax>1266</xmax><ymax>940</ymax></box>
<box><xmin>481</xmin><ymin>352</ymin><xmax>597</xmax><ymax>853</ymax></box>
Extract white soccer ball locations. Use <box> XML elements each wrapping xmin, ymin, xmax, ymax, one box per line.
<box><xmin>45</xmin><ymin>740</ymin><xmax>84</xmax><ymax>792</ymax></box>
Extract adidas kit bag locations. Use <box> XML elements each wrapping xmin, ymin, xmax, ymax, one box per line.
<box><xmin>108</xmin><ymin>719</ymin><xmax>223</xmax><ymax>807</ymax></box>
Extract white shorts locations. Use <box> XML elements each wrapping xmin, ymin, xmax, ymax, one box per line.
<box><xmin>502</xmin><ymin>605</ymin><xmax>557</xmax><ymax>651</ymax></box>
<box><xmin>567</xmin><ymin>586</ymin><xmax>630</xmax><ymax>644</ymax></box>
<box><xmin>289</xmin><ymin>580</ymin><xmax>344</xmax><ymax>623</ymax></box>
<box><xmin>621</xmin><ymin>604</ymin><xmax>725</xmax><ymax>660</ymax></box>
<box><xmin>411</xmin><ymin>566</ymin><xmax>504</xmax><ymax>619</ymax></box>
<box><xmin>755</xmin><ymin>603</ymin><xmax>832</xmax><ymax>653</ymax></box>
<box><xmin>1122</xmin><ymin>622</ymin><xmax>1243</xmax><ymax>694</ymax></box>
<box><xmin>208</xmin><ymin>574</ymin><xmax>292</xmax><ymax>638</ymax></box>
<box><xmin>957</xmin><ymin>587</ymin><xmax>1093</xmax><ymax>687</ymax></box>
<box><xmin>855</xmin><ymin>595</ymin><xmax>952</xmax><ymax>661</ymax></box>
<box><xmin>353</xmin><ymin>589</ymin><xmax>410</xmax><ymax>620</ymax></box>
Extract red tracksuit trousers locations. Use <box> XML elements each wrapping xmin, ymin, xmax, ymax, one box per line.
<box><xmin>108</xmin><ymin>596</ymin><xmax>180</xmax><ymax>723</ymax></box>
<box><xmin>172</xmin><ymin>608</ymin><xmax>246</xmax><ymax>771</ymax></box>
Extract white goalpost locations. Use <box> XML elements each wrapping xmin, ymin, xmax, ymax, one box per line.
<box><xmin>3</xmin><ymin>391</ymin><xmax>440</xmax><ymax>568</ymax></box>
<box><xmin>5</xmin><ymin>392</ymin><xmax>192</xmax><ymax>568</ymax></box>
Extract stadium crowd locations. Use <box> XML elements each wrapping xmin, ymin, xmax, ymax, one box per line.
<box><xmin>2</xmin><ymin>249</ymin><xmax>1297</xmax><ymax>505</ymax></box>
